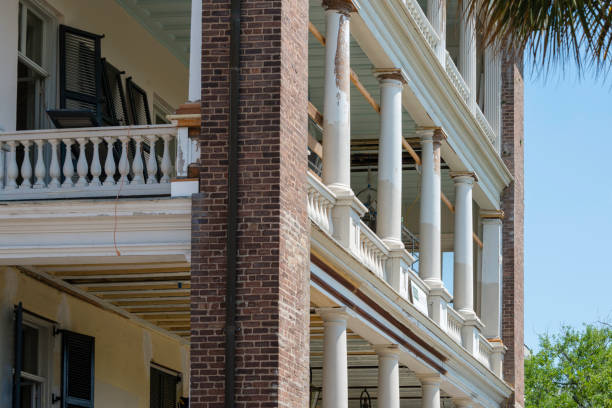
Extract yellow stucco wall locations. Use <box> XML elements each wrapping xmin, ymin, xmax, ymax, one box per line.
<box><xmin>0</xmin><ymin>267</ymin><xmax>189</xmax><ymax>408</ymax></box>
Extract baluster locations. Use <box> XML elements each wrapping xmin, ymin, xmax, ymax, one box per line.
<box><xmin>0</xmin><ymin>142</ymin><xmax>5</xmax><ymax>189</ymax></box>
<box><xmin>20</xmin><ymin>141</ymin><xmax>32</xmax><ymax>189</ymax></box>
<box><xmin>118</xmin><ymin>137</ymin><xmax>129</xmax><ymax>184</ymax></box>
<box><xmin>131</xmin><ymin>136</ymin><xmax>144</xmax><ymax>184</ymax></box>
<box><xmin>90</xmin><ymin>137</ymin><xmax>102</xmax><ymax>186</ymax></box>
<box><xmin>6</xmin><ymin>141</ymin><xmax>18</xmax><ymax>189</ymax></box>
<box><xmin>146</xmin><ymin>135</ymin><xmax>158</xmax><ymax>184</ymax></box>
<box><xmin>160</xmin><ymin>135</ymin><xmax>171</xmax><ymax>183</ymax></box>
<box><xmin>103</xmin><ymin>137</ymin><xmax>116</xmax><ymax>185</ymax></box>
<box><xmin>48</xmin><ymin>139</ymin><xmax>61</xmax><ymax>188</ymax></box>
<box><xmin>75</xmin><ymin>138</ymin><xmax>89</xmax><ymax>187</ymax></box>
<box><xmin>33</xmin><ymin>140</ymin><xmax>46</xmax><ymax>189</ymax></box>
<box><xmin>62</xmin><ymin>139</ymin><xmax>75</xmax><ymax>188</ymax></box>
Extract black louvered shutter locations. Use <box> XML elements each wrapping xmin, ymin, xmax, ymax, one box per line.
<box><xmin>62</xmin><ymin>331</ymin><xmax>95</xmax><ymax>408</ymax></box>
<box><xmin>101</xmin><ymin>59</ymin><xmax>130</xmax><ymax>126</ymax></box>
<box><xmin>150</xmin><ymin>367</ymin><xmax>177</xmax><ymax>408</ymax></box>
<box><xmin>126</xmin><ymin>77</ymin><xmax>152</xmax><ymax>125</ymax></box>
<box><xmin>12</xmin><ymin>303</ymin><xmax>23</xmax><ymax>408</ymax></box>
<box><xmin>59</xmin><ymin>25</ymin><xmax>104</xmax><ymax>124</ymax></box>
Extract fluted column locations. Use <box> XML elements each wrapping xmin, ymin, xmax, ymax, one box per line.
<box><xmin>188</xmin><ymin>0</ymin><xmax>202</xmax><ymax>102</ymax></box>
<box><xmin>484</xmin><ymin>45</ymin><xmax>502</xmax><ymax>150</ymax></box>
<box><xmin>376</xmin><ymin>346</ymin><xmax>400</xmax><ymax>408</ymax></box>
<box><xmin>419</xmin><ymin>375</ymin><xmax>441</xmax><ymax>408</ymax></box>
<box><xmin>322</xmin><ymin>0</ymin><xmax>355</xmax><ymax>195</ymax></box>
<box><xmin>459</xmin><ymin>1</ymin><xmax>477</xmax><ymax>110</ymax></box>
<box><xmin>451</xmin><ymin>172</ymin><xmax>478</xmax><ymax>319</ymax></box>
<box><xmin>319</xmin><ymin>308</ymin><xmax>348</xmax><ymax>408</ymax></box>
<box><xmin>480</xmin><ymin>211</ymin><xmax>503</xmax><ymax>339</ymax></box>
<box><xmin>427</xmin><ymin>0</ymin><xmax>446</xmax><ymax>62</ymax></box>
<box><xmin>375</xmin><ymin>69</ymin><xmax>407</xmax><ymax>250</ymax></box>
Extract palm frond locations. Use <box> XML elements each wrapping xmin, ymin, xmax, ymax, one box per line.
<box><xmin>460</xmin><ymin>0</ymin><xmax>612</xmax><ymax>75</ymax></box>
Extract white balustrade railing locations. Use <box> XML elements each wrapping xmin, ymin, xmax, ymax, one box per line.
<box><xmin>401</xmin><ymin>0</ymin><xmax>440</xmax><ymax>52</ymax></box>
<box><xmin>445</xmin><ymin>51</ymin><xmax>470</xmax><ymax>104</ymax></box>
<box><xmin>358</xmin><ymin>222</ymin><xmax>389</xmax><ymax>279</ymax></box>
<box><xmin>477</xmin><ymin>333</ymin><xmax>493</xmax><ymax>369</ymax></box>
<box><xmin>307</xmin><ymin>171</ymin><xmax>336</xmax><ymax>236</ymax></box>
<box><xmin>474</xmin><ymin>106</ymin><xmax>498</xmax><ymax>147</ymax></box>
<box><xmin>0</xmin><ymin>125</ymin><xmax>178</xmax><ymax>200</ymax></box>
<box><xmin>446</xmin><ymin>307</ymin><xmax>464</xmax><ymax>345</ymax></box>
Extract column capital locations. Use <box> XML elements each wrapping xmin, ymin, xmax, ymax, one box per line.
<box><xmin>452</xmin><ymin>397</ymin><xmax>474</xmax><ymax>408</ymax></box>
<box><xmin>375</xmin><ymin>344</ymin><xmax>401</xmax><ymax>358</ymax></box>
<box><xmin>417</xmin><ymin>127</ymin><xmax>446</xmax><ymax>143</ymax></box>
<box><xmin>322</xmin><ymin>0</ymin><xmax>357</xmax><ymax>14</ymax></box>
<box><xmin>480</xmin><ymin>209</ymin><xmax>505</xmax><ymax>220</ymax></box>
<box><xmin>416</xmin><ymin>373</ymin><xmax>442</xmax><ymax>386</ymax></box>
<box><xmin>317</xmin><ymin>307</ymin><xmax>349</xmax><ymax>323</ymax></box>
<box><xmin>450</xmin><ymin>171</ymin><xmax>478</xmax><ymax>184</ymax></box>
<box><xmin>373</xmin><ymin>68</ymin><xmax>408</xmax><ymax>84</ymax></box>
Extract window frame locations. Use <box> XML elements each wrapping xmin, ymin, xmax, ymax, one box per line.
<box><xmin>17</xmin><ymin>0</ymin><xmax>59</xmax><ymax>130</ymax></box>
<box><xmin>19</xmin><ymin>313</ymin><xmax>55</xmax><ymax>408</ymax></box>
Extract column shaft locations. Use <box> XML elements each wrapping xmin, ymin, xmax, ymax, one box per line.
<box><xmin>481</xmin><ymin>216</ymin><xmax>503</xmax><ymax>338</ymax></box>
<box><xmin>452</xmin><ymin>173</ymin><xmax>476</xmax><ymax>318</ymax></box>
<box><xmin>427</xmin><ymin>0</ymin><xmax>446</xmax><ymax>61</ymax></box>
<box><xmin>322</xmin><ymin>2</ymin><xmax>353</xmax><ymax>193</ymax></box>
<box><xmin>188</xmin><ymin>0</ymin><xmax>202</xmax><ymax>102</ymax></box>
<box><xmin>376</xmin><ymin>73</ymin><xmax>405</xmax><ymax>248</ymax></box>
<box><xmin>420</xmin><ymin>377</ymin><xmax>441</xmax><ymax>408</ymax></box>
<box><xmin>377</xmin><ymin>348</ymin><xmax>400</xmax><ymax>408</ymax></box>
<box><xmin>419</xmin><ymin>130</ymin><xmax>443</xmax><ymax>287</ymax></box>
<box><xmin>320</xmin><ymin>310</ymin><xmax>348</xmax><ymax>408</ymax></box>
<box><xmin>459</xmin><ymin>2</ymin><xmax>477</xmax><ymax>109</ymax></box>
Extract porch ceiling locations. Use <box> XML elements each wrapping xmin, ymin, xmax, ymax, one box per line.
<box><xmin>114</xmin><ymin>0</ymin><xmax>191</xmax><ymax>65</ymax></box>
<box><xmin>35</xmin><ymin>261</ymin><xmax>191</xmax><ymax>338</ymax></box>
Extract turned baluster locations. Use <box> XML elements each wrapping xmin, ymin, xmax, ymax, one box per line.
<box><xmin>6</xmin><ymin>141</ymin><xmax>18</xmax><ymax>189</ymax></box>
<box><xmin>90</xmin><ymin>137</ymin><xmax>102</xmax><ymax>186</ymax></box>
<box><xmin>131</xmin><ymin>136</ymin><xmax>144</xmax><ymax>184</ymax></box>
<box><xmin>33</xmin><ymin>140</ymin><xmax>46</xmax><ymax>189</ymax></box>
<box><xmin>103</xmin><ymin>137</ymin><xmax>117</xmax><ymax>185</ymax></box>
<box><xmin>62</xmin><ymin>139</ymin><xmax>75</xmax><ymax>187</ymax></box>
<box><xmin>160</xmin><ymin>135</ymin><xmax>171</xmax><ymax>183</ymax></box>
<box><xmin>20</xmin><ymin>141</ymin><xmax>32</xmax><ymax>189</ymax></box>
<box><xmin>75</xmin><ymin>138</ymin><xmax>89</xmax><ymax>187</ymax></box>
<box><xmin>48</xmin><ymin>139</ymin><xmax>61</xmax><ymax>188</ymax></box>
<box><xmin>146</xmin><ymin>135</ymin><xmax>158</xmax><ymax>184</ymax></box>
<box><xmin>118</xmin><ymin>136</ymin><xmax>130</xmax><ymax>184</ymax></box>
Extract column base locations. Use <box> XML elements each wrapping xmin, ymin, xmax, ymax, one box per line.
<box><xmin>331</xmin><ymin>189</ymin><xmax>367</xmax><ymax>256</ymax></box>
<box><xmin>386</xmin><ymin>248</ymin><xmax>416</xmax><ymax>299</ymax></box>
<box><xmin>428</xmin><ymin>286</ymin><xmax>452</xmax><ymax>328</ymax></box>
<box><xmin>460</xmin><ymin>315</ymin><xmax>484</xmax><ymax>356</ymax></box>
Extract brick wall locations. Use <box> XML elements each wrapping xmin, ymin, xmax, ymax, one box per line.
<box><xmin>190</xmin><ymin>1</ymin><xmax>310</xmax><ymax>407</ymax></box>
<box><xmin>500</xmin><ymin>53</ymin><xmax>525</xmax><ymax>407</ymax></box>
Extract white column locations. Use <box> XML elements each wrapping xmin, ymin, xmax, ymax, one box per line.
<box><xmin>322</xmin><ymin>0</ymin><xmax>354</xmax><ymax>195</ymax></box>
<box><xmin>319</xmin><ymin>308</ymin><xmax>348</xmax><ymax>408</ymax></box>
<box><xmin>427</xmin><ymin>0</ymin><xmax>446</xmax><ymax>62</ymax></box>
<box><xmin>419</xmin><ymin>129</ymin><xmax>444</xmax><ymax>287</ymax></box>
<box><xmin>484</xmin><ymin>45</ymin><xmax>502</xmax><ymax>150</ymax></box>
<box><xmin>376</xmin><ymin>346</ymin><xmax>400</xmax><ymax>408</ymax></box>
<box><xmin>480</xmin><ymin>213</ymin><xmax>503</xmax><ymax>339</ymax></box>
<box><xmin>375</xmin><ymin>70</ymin><xmax>406</xmax><ymax>249</ymax></box>
<box><xmin>451</xmin><ymin>172</ymin><xmax>477</xmax><ymax>319</ymax></box>
<box><xmin>188</xmin><ymin>0</ymin><xmax>202</xmax><ymax>102</ymax></box>
<box><xmin>419</xmin><ymin>375</ymin><xmax>441</xmax><ymax>408</ymax></box>
<box><xmin>459</xmin><ymin>1</ymin><xmax>477</xmax><ymax>110</ymax></box>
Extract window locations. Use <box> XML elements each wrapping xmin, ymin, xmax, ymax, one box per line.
<box><xmin>13</xmin><ymin>305</ymin><xmax>53</xmax><ymax>408</ymax></box>
<box><xmin>150</xmin><ymin>365</ymin><xmax>179</xmax><ymax>408</ymax></box>
<box><xmin>16</xmin><ymin>0</ymin><xmax>57</xmax><ymax>130</ymax></box>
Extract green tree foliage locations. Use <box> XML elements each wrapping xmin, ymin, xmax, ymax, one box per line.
<box><xmin>525</xmin><ymin>323</ymin><xmax>612</xmax><ymax>408</ymax></box>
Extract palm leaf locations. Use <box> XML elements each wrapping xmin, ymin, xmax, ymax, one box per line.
<box><xmin>460</xmin><ymin>0</ymin><xmax>611</xmax><ymax>75</ymax></box>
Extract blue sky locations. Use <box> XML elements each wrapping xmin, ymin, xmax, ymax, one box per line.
<box><xmin>524</xmin><ymin>67</ymin><xmax>612</xmax><ymax>348</ymax></box>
